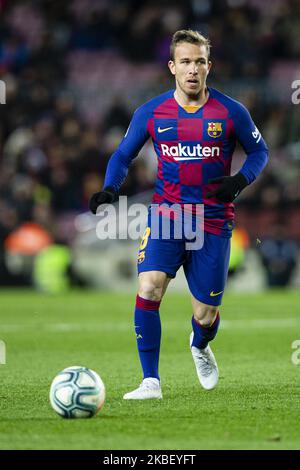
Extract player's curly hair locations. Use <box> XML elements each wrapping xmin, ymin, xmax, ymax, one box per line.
<box><xmin>170</xmin><ymin>29</ymin><xmax>211</xmax><ymax>60</ymax></box>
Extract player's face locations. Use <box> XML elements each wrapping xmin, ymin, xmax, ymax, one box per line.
<box><xmin>168</xmin><ymin>43</ymin><xmax>211</xmax><ymax>98</ymax></box>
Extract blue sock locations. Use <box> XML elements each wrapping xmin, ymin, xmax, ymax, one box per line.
<box><xmin>191</xmin><ymin>313</ymin><xmax>220</xmax><ymax>349</ymax></box>
<box><xmin>135</xmin><ymin>295</ymin><xmax>161</xmax><ymax>380</ymax></box>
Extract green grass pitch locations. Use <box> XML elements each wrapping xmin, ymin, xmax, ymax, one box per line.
<box><xmin>0</xmin><ymin>289</ymin><xmax>299</xmax><ymax>450</ymax></box>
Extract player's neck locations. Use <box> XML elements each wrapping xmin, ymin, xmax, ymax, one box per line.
<box><xmin>174</xmin><ymin>86</ymin><xmax>209</xmax><ymax>108</ymax></box>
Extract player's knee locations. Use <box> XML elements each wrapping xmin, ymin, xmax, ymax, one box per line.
<box><xmin>138</xmin><ymin>281</ymin><xmax>164</xmax><ymax>302</ymax></box>
<box><xmin>138</xmin><ymin>271</ymin><xmax>168</xmax><ymax>301</ymax></box>
<box><xmin>193</xmin><ymin>305</ymin><xmax>219</xmax><ymax>327</ymax></box>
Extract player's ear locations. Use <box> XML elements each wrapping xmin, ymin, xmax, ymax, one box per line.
<box><xmin>207</xmin><ymin>60</ymin><xmax>212</xmax><ymax>75</ymax></box>
<box><xmin>168</xmin><ymin>60</ymin><xmax>176</xmax><ymax>76</ymax></box>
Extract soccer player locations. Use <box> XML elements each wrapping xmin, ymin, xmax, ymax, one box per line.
<box><xmin>89</xmin><ymin>30</ymin><xmax>268</xmax><ymax>399</ymax></box>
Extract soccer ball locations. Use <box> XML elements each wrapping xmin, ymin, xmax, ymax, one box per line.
<box><xmin>49</xmin><ymin>366</ymin><xmax>105</xmax><ymax>418</ymax></box>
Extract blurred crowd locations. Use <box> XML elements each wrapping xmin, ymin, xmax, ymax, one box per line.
<box><xmin>0</xmin><ymin>0</ymin><xmax>300</xmax><ymax>261</ymax></box>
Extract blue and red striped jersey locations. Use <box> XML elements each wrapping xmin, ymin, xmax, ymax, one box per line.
<box><xmin>104</xmin><ymin>87</ymin><xmax>268</xmax><ymax>237</ymax></box>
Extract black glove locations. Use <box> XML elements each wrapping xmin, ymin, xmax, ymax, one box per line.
<box><xmin>89</xmin><ymin>187</ymin><xmax>118</xmax><ymax>214</ymax></box>
<box><xmin>205</xmin><ymin>173</ymin><xmax>248</xmax><ymax>203</ymax></box>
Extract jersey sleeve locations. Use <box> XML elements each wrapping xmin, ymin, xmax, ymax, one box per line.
<box><xmin>231</xmin><ymin>102</ymin><xmax>269</xmax><ymax>184</ymax></box>
<box><xmin>103</xmin><ymin>105</ymin><xmax>150</xmax><ymax>191</ymax></box>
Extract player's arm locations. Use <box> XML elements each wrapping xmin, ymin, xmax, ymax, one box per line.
<box><xmin>89</xmin><ymin>106</ymin><xmax>150</xmax><ymax>213</ymax></box>
<box><xmin>206</xmin><ymin>103</ymin><xmax>268</xmax><ymax>203</ymax></box>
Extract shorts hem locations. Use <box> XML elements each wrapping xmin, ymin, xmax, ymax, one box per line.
<box><xmin>188</xmin><ymin>283</ymin><xmax>223</xmax><ymax>307</ymax></box>
<box><xmin>137</xmin><ymin>265</ymin><xmax>176</xmax><ymax>279</ymax></box>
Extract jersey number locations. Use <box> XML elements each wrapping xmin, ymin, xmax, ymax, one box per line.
<box><xmin>139</xmin><ymin>227</ymin><xmax>151</xmax><ymax>250</ymax></box>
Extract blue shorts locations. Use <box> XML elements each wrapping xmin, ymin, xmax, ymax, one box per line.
<box><xmin>137</xmin><ymin>208</ymin><xmax>231</xmax><ymax>306</ymax></box>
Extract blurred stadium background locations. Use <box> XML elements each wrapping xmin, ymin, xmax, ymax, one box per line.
<box><xmin>0</xmin><ymin>0</ymin><xmax>300</xmax><ymax>294</ymax></box>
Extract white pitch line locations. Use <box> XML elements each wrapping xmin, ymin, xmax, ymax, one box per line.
<box><xmin>0</xmin><ymin>318</ymin><xmax>299</xmax><ymax>333</ymax></box>
<box><xmin>221</xmin><ymin>318</ymin><xmax>300</xmax><ymax>329</ymax></box>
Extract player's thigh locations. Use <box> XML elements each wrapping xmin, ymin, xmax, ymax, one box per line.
<box><xmin>184</xmin><ymin>232</ymin><xmax>231</xmax><ymax>306</ymax></box>
<box><xmin>138</xmin><ymin>270</ymin><xmax>171</xmax><ymax>301</ymax></box>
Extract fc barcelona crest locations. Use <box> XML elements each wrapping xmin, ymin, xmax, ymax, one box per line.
<box><xmin>137</xmin><ymin>251</ymin><xmax>145</xmax><ymax>264</ymax></box>
<box><xmin>207</xmin><ymin>122</ymin><xmax>222</xmax><ymax>138</ymax></box>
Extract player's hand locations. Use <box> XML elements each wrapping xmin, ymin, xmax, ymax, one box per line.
<box><xmin>205</xmin><ymin>173</ymin><xmax>248</xmax><ymax>203</ymax></box>
<box><xmin>89</xmin><ymin>187</ymin><xmax>118</xmax><ymax>214</ymax></box>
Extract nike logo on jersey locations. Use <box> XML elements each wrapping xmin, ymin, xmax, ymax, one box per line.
<box><xmin>158</xmin><ymin>126</ymin><xmax>173</xmax><ymax>133</ymax></box>
<box><xmin>210</xmin><ymin>290</ymin><xmax>223</xmax><ymax>297</ymax></box>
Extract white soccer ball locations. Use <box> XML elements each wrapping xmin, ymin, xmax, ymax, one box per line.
<box><xmin>49</xmin><ymin>366</ymin><xmax>105</xmax><ymax>418</ymax></box>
